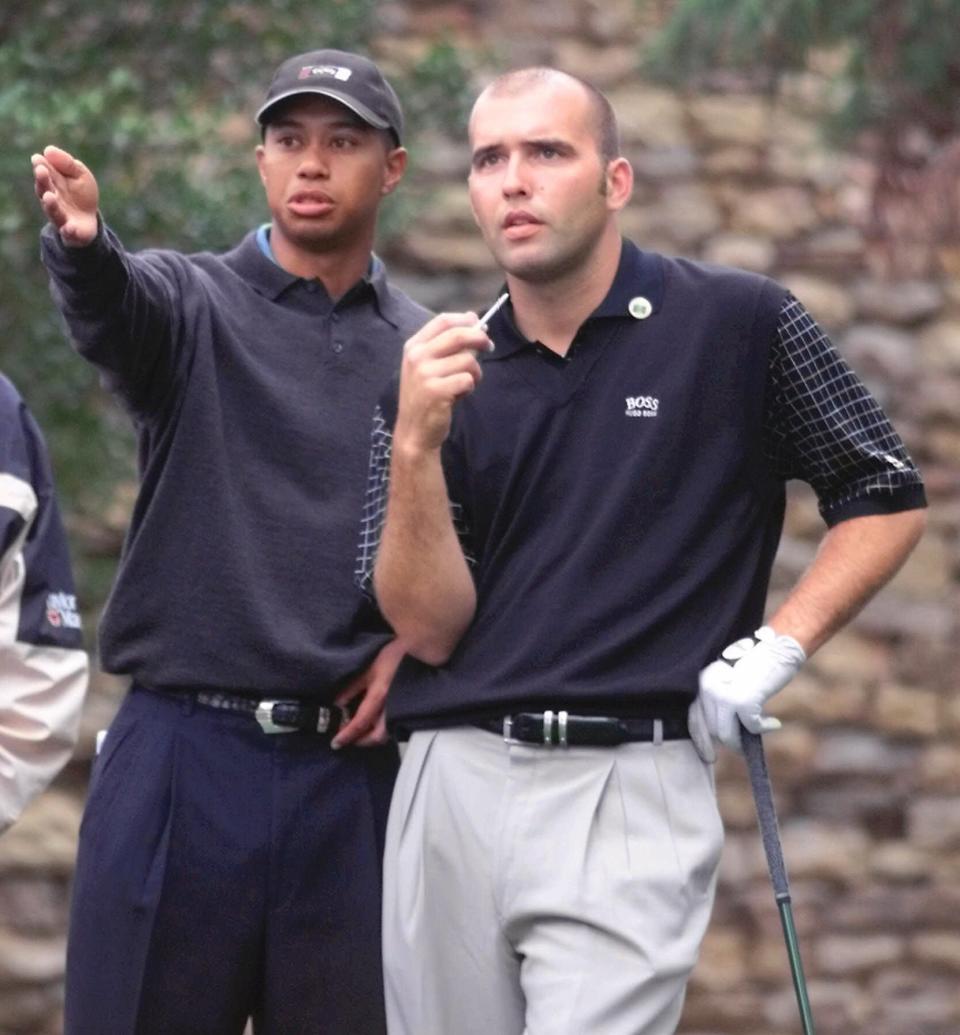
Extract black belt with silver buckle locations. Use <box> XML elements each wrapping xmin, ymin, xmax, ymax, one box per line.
<box><xmin>475</xmin><ymin>711</ymin><xmax>689</xmax><ymax>748</ymax></box>
<box><xmin>143</xmin><ymin>685</ymin><xmax>347</xmax><ymax>736</ymax></box>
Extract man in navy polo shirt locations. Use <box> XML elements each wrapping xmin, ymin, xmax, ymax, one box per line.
<box><xmin>1</xmin><ymin>373</ymin><xmax>88</xmax><ymax>834</ymax></box>
<box><xmin>363</xmin><ymin>68</ymin><xmax>927</xmax><ymax>1034</ymax></box>
<box><xmin>32</xmin><ymin>49</ymin><xmax>428</xmax><ymax>1035</ymax></box>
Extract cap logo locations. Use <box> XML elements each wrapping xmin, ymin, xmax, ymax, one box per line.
<box><xmin>298</xmin><ymin>64</ymin><xmax>353</xmax><ymax>82</ymax></box>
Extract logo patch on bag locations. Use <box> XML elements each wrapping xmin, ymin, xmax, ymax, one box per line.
<box><xmin>46</xmin><ymin>591</ymin><xmax>81</xmax><ymax>630</ymax></box>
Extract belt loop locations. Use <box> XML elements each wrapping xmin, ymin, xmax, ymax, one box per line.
<box><xmin>653</xmin><ymin>719</ymin><xmax>663</xmax><ymax>745</ymax></box>
<box><xmin>543</xmin><ymin>710</ymin><xmax>555</xmax><ymax>747</ymax></box>
<box><xmin>180</xmin><ymin>691</ymin><xmax>196</xmax><ymax>716</ymax></box>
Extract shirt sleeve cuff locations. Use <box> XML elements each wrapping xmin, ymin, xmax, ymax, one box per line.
<box><xmin>822</xmin><ymin>484</ymin><xmax>928</xmax><ymax>527</ymax></box>
<box><xmin>40</xmin><ymin>216</ymin><xmax>109</xmax><ymax>275</ymax></box>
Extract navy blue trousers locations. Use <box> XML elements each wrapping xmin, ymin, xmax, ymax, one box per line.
<box><xmin>64</xmin><ymin>685</ymin><xmax>398</xmax><ymax>1035</ymax></box>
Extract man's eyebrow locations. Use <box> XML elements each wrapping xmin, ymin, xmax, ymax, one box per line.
<box><xmin>526</xmin><ymin>137</ymin><xmax>574</xmax><ymax>152</ymax></box>
<box><xmin>472</xmin><ymin>137</ymin><xmax>574</xmax><ymax>161</ymax></box>
<box><xmin>471</xmin><ymin>143</ymin><xmax>503</xmax><ymax>164</ymax></box>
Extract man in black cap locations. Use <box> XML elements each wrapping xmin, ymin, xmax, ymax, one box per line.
<box><xmin>32</xmin><ymin>49</ymin><xmax>427</xmax><ymax>1035</ymax></box>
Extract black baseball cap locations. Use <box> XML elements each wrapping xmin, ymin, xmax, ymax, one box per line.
<box><xmin>256</xmin><ymin>49</ymin><xmax>404</xmax><ymax>145</ymax></box>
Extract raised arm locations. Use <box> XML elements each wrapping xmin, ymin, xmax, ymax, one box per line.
<box><xmin>31</xmin><ymin>145</ymin><xmax>187</xmax><ymax>415</ymax></box>
<box><xmin>373</xmin><ymin>314</ymin><xmax>490</xmax><ymax>666</ymax></box>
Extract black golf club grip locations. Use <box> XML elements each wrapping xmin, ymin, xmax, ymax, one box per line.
<box><xmin>741</xmin><ymin>724</ymin><xmax>817</xmax><ymax>1035</ymax></box>
<box><xmin>741</xmin><ymin>727</ymin><xmax>790</xmax><ymax>898</ymax></box>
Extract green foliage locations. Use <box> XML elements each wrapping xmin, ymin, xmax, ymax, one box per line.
<box><xmin>403</xmin><ymin>39</ymin><xmax>477</xmax><ymax>138</ymax></box>
<box><xmin>0</xmin><ymin>0</ymin><xmax>471</xmax><ymax>606</ymax></box>
<box><xmin>645</xmin><ymin>0</ymin><xmax>960</xmax><ymax>142</ymax></box>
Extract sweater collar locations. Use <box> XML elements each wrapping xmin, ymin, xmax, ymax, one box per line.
<box><xmin>228</xmin><ymin>226</ymin><xmax>405</xmax><ymax>327</ymax></box>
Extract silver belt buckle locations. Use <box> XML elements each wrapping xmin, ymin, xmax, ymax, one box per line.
<box><xmin>255</xmin><ymin>700</ymin><xmax>296</xmax><ymax>734</ymax></box>
<box><xmin>315</xmin><ymin>706</ymin><xmax>335</xmax><ymax>733</ymax></box>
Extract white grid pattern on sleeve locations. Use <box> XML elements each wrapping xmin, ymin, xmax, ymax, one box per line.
<box><xmin>764</xmin><ymin>295</ymin><xmax>923</xmax><ymax>516</ymax></box>
<box><xmin>354</xmin><ymin>405</ymin><xmax>476</xmax><ymax>598</ymax></box>
<box><xmin>354</xmin><ymin>404</ymin><xmax>392</xmax><ymax>596</ymax></box>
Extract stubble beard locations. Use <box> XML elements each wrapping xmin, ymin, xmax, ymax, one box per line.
<box><xmin>496</xmin><ymin>222</ymin><xmax>606</xmax><ymax>286</ymax></box>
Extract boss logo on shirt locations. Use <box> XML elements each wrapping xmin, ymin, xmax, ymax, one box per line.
<box><xmin>625</xmin><ymin>395</ymin><xmax>659</xmax><ymax>418</ymax></box>
<box><xmin>46</xmin><ymin>591</ymin><xmax>81</xmax><ymax>630</ymax></box>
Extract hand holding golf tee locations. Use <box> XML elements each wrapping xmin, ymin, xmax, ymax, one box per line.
<box><xmin>396</xmin><ymin>310</ymin><xmax>495</xmax><ymax>453</ymax></box>
<box><xmin>698</xmin><ymin>625</ymin><xmax>806</xmax><ymax>751</ymax></box>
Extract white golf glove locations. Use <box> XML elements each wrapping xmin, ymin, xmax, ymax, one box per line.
<box><xmin>697</xmin><ymin>626</ymin><xmax>806</xmax><ymax>752</ymax></box>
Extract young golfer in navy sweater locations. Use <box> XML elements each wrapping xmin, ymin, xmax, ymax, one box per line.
<box><xmin>34</xmin><ymin>49</ymin><xmax>428</xmax><ymax>1035</ymax></box>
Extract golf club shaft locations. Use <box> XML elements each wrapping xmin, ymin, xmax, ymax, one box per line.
<box><xmin>741</xmin><ymin>727</ymin><xmax>816</xmax><ymax>1035</ymax></box>
<box><xmin>777</xmin><ymin>897</ymin><xmax>816</xmax><ymax>1034</ymax></box>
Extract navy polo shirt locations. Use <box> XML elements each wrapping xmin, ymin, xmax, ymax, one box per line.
<box><xmin>360</xmin><ymin>239</ymin><xmax>925</xmax><ymax>730</ymax></box>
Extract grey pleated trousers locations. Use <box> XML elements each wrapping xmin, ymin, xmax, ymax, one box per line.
<box><xmin>383</xmin><ymin>726</ymin><xmax>724</xmax><ymax>1035</ymax></box>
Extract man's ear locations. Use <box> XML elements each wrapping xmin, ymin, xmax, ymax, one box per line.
<box><xmin>255</xmin><ymin>144</ymin><xmax>268</xmax><ymax>188</ymax></box>
<box><xmin>605</xmin><ymin>157</ymin><xmax>634</xmax><ymax>212</ymax></box>
<box><xmin>381</xmin><ymin>147</ymin><xmax>408</xmax><ymax>196</ymax></box>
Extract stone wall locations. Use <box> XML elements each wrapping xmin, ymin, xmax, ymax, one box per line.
<box><xmin>2</xmin><ymin>2</ymin><xmax>957</xmax><ymax>1032</ymax></box>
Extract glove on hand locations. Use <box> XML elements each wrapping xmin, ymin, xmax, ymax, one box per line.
<box><xmin>698</xmin><ymin>626</ymin><xmax>806</xmax><ymax>752</ymax></box>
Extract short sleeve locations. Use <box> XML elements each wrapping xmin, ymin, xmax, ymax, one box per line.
<box><xmin>763</xmin><ymin>294</ymin><xmax>926</xmax><ymax>525</ymax></box>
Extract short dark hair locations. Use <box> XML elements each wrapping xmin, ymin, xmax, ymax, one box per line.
<box><xmin>479</xmin><ymin>68</ymin><xmax>620</xmax><ymax>164</ymax></box>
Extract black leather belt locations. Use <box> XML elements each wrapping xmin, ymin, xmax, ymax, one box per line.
<box><xmin>475</xmin><ymin>711</ymin><xmax>689</xmax><ymax>748</ymax></box>
<box><xmin>142</xmin><ymin>685</ymin><xmax>347</xmax><ymax>736</ymax></box>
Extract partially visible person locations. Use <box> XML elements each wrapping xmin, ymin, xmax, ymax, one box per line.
<box><xmin>33</xmin><ymin>48</ymin><xmax>427</xmax><ymax>1035</ymax></box>
<box><xmin>364</xmin><ymin>68</ymin><xmax>927</xmax><ymax>1035</ymax></box>
<box><xmin>1</xmin><ymin>372</ymin><xmax>87</xmax><ymax>834</ymax></box>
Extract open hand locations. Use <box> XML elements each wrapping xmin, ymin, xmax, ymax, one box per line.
<box><xmin>31</xmin><ymin>145</ymin><xmax>99</xmax><ymax>247</ymax></box>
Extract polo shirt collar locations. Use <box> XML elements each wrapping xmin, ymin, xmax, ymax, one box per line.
<box><xmin>592</xmin><ymin>238</ymin><xmax>665</xmax><ymax>319</ymax></box>
<box><xmin>233</xmin><ymin>226</ymin><xmax>403</xmax><ymax>327</ymax></box>
<box><xmin>483</xmin><ymin>238</ymin><xmax>665</xmax><ymax>361</ymax></box>
<box><xmin>363</xmin><ymin>255</ymin><xmax>406</xmax><ymax>329</ymax></box>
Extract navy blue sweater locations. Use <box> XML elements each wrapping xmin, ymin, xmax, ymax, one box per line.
<box><xmin>42</xmin><ymin>224</ymin><xmax>429</xmax><ymax>698</ymax></box>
